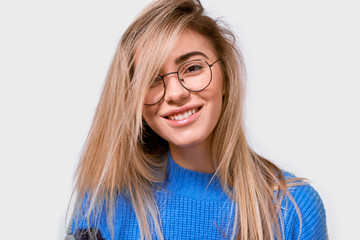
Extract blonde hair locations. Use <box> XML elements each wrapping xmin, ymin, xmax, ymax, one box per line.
<box><xmin>71</xmin><ymin>0</ymin><xmax>302</xmax><ymax>239</ymax></box>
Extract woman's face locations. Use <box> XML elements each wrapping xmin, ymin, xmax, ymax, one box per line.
<box><xmin>142</xmin><ymin>30</ymin><xmax>224</xmax><ymax>149</ymax></box>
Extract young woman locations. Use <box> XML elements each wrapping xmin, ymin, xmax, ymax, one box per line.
<box><xmin>67</xmin><ymin>0</ymin><xmax>327</xmax><ymax>239</ymax></box>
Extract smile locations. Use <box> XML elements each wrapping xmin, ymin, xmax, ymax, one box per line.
<box><xmin>166</xmin><ymin>107</ymin><xmax>201</xmax><ymax>121</ymax></box>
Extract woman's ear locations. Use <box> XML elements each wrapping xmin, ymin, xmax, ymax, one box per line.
<box><xmin>221</xmin><ymin>66</ymin><xmax>226</xmax><ymax>96</ymax></box>
<box><xmin>222</xmin><ymin>79</ymin><xmax>226</xmax><ymax>98</ymax></box>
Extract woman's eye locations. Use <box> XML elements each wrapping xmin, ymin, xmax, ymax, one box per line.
<box><xmin>185</xmin><ymin>64</ymin><xmax>203</xmax><ymax>73</ymax></box>
<box><xmin>150</xmin><ymin>76</ymin><xmax>163</xmax><ymax>88</ymax></box>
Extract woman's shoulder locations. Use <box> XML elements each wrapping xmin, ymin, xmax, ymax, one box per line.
<box><xmin>282</xmin><ymin>171</ymin><xmax>324</xmax><ymax>209</ymax></box>
<box><xmin>281</xmin><ymin>171</ymin><xmax>328</xmax><ymax>240</ymax></box>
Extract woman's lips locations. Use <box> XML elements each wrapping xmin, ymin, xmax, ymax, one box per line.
<box><xmin>165</xmin><ymin>107</ymin><xmax>202</xmax><ymax>126</ymax></box>
<box><xmin>167</xmin><ymin>107</ymin><xmax>200</xmax><ymax>121</ymax></box>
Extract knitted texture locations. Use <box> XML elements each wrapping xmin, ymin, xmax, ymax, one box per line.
<box><xmin>71</xmin><ymin>154</ymin><xmax>327</xmax><ymax>239</ymax></box>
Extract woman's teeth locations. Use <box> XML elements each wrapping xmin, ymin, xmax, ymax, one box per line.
<box><xmin>169</xmin><ymin>108</ymin><xmax>197</xmax><ymax>121</ymax></box>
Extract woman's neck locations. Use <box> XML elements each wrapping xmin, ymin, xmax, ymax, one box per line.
<box><xmin>168</xmin><ymin>136</ymin><xmax>215</xmax><ymax>173</ymax></box>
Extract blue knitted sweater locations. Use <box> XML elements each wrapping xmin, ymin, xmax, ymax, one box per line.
<box><xmin>70</xmin><ymin>154</ymin><xmax>327</xmax><ymax>239</ymax></box>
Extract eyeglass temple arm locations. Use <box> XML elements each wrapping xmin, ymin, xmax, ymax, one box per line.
<box><xmin>209</xmin><ymin>59</ymin><xmax>220</xmax><ymax>67</ymax></box>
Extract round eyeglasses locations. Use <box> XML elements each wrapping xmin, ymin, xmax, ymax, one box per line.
<box><xmin>144</xmin><ymin>59</ymin><xmax>220</xmax><ymax>105</ymax></box>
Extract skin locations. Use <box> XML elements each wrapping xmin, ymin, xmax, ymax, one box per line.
<box><xmin>142</xmin><ymin>30</ymin><xmax>224</xmax><ymax>173</ymax></box>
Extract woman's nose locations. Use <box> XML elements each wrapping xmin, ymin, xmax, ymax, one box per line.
<box><xmin>163</xmin><ymin>74</ymin><xmax>190</xmax><ymax>104</ymax></box>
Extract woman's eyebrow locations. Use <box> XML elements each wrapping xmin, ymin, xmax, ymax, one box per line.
<box><xmin>175</xmin><ymin>51</ymin><xmax>209</xmax><ymax>65</ymax></box>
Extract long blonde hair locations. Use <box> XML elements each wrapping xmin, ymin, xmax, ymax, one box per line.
<box><xmin>71</xmin><ymin>0</ymin><xmax>301</xmax><ymax>239</ymax></box>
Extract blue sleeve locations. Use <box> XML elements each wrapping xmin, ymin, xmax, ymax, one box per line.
<box><xmin>67</xmin><ymin>194</ymin><xmax>133</xmax><ymax>240</ymax></box>
<box><xmin>70</xmin><ymin>194</ymin><xmax>92</xmax><ymax>234</ymax></box>
<box><xmin>68</xmin><ymin>194</ymin><xmax>109</xmax><ymax>239</ymax></box>
<box><xmin>282</xmin><ymin>183</ymin><xmax>328</xmax><ymax>240</ymax></box>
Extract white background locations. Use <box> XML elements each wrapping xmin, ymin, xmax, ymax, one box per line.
<box><xmin>0</xmin><ymin>0</ymin><xmax>359</xmax><ymax>239</ymax></box>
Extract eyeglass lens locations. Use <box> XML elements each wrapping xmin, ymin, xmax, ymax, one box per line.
<box><xmin>144</xmin><ymin>59</ymin><xmax>212</xmax><ymax>105</ymax></box>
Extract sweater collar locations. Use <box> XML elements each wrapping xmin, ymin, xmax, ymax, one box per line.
<box><xmin>163</xmin><ymin>152</ymin><xmax>228</xmax><ymax>201</ymax></box>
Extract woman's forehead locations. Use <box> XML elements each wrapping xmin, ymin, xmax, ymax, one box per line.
<box><xmin>134</xmin><ymin>29</ymin><xmax>216</xmax><ymax>69</ymax></box>
<box><xmin>161</xmin><ymin>30</ymin><xmax>217</xmax><ymax>66</ymax></box>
